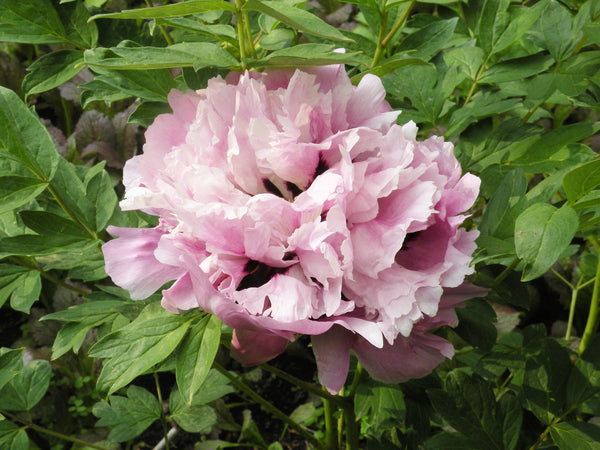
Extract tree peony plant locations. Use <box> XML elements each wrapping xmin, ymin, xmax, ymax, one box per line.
<box><xmin>102</xmin><ymin>64</ymin><xmax>481</xmax><ymax>393</ymax></box>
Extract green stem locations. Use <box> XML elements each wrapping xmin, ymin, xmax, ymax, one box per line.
<box><xmin>259</xmin><ymin>363</ymin><xmax>345</xmax><ymax>405</ymax></box>
<box><xmin>370</xmin><ymin>5</ymin><xmax>388</xmax><ymax>68</ymax></box>
<box><xmin>566</xmin><ymin>284</ymin><xmax>579</xmax><ymax>341</ymax></box>
<box><xmin>550</xmin><ymin>267</ymin><xmax>574</xmax><ymax>290</ymax></box>
<box><xmin>153</xmin><ymin>368</ymin><xmax>170</xmax><ymax>450</ymax></box>
<box><xmin>490</xmin><ymin>257</ymin><xmax>520</xmax><ymax>288</ymax></box>
<box><xmin>213</xmin><ymin>362</ymin><xmax>326</xmax><ymax>449</ymax></box>
<box><xmin>342</xmin><ymin>402</ymin><xmax>359</xmax><ymax>450</ymax></box>
<box><xmin>381</xmin><ymin>0</ymin><xmax>416</xmax><ymax>48</ymax></box>
<box><xmin>529</xmin><ymin>417</ymin><xmax>560</xmax><ymax>450</ymax></box>
<box><xmin>464</xmin><ymin>53</ymin><xmax>490</xmax><ymax>105</ymax></box>
<box><xmin>579</xmin><ymin>235</ymin><xmax>600</xmax><ymax>354</ymax></box>
<box><xmin>144</xmin><ymin>0</ymin><xmax>173</xmax><ymax>45</ymax></box>
<box><xmin>323</xmin><ymin>394</ymin><xmax>338</xmax><ymax>450</ymax></box>
<box><xmin>2</xmin><ymin>410</ymin><xmax>108</xmax><ymax>450</ymax></box>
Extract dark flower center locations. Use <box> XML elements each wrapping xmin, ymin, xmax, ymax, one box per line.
<box><xmin>236</xmin><ymin>259</ymin><xmax>290</xmax><ymax>290</ymax></box>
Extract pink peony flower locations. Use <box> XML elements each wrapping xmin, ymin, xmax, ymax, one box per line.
<box><xmin>102</xmin><ymin>65</ymin><xmax>482</xmax><ymax>393</ymax></box>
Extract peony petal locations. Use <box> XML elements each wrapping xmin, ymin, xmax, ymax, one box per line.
<box><xmin>102</xmin><ymin>226</ymin><xmax>183</xmax><ymax>300</ymax></box>
<box><xmin>231</xmin><ymin>329</ymin><xmax>288</xmax><ymax>366</ymax></box>
<box><xmin>312</xmin><ymin>326</ymin><xmax>352</xmax><ymax>394</ymax></box>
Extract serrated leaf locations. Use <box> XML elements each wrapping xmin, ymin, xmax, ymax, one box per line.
<box><xmin>22</xmin><ymin>50</ymin><xmax>84</xmax><ymax>97</ymax></box>
<box><xmin>90</xmin><ymin>0</ymin><xmax>235</xmax><ymax>21</ymax></box>
<box><xmin>0</xmin><ymin>359</ymin><xmax>51</xmax><ymax>411</ymax></box>
<box><xmin>550</xmin><ymin>422</ymin><xmax>600</xmax><ymax>450</ymax></box>
<box><xmin>176</xmin><ymin>314</ymin><xmax>221</xmax><ymax>406</ymax></box>
<box><xmin>89</xmin><ymin>302</ymin><xmax>193</xmax><ymax>395</ymax></box>
<box><xmin>93</xmin><ymin>385</ymin><xmax>161</xmax><ymax>443</ymax></box>
<box><xmin>0</xmin><ymin>177</ymin><xmax>47</xmax><ymax>215</ymax></box>
<box><xmin>244</xmin><ymin>0</ymin><xmax>351</xmax><ymax>42</ymax></box>
<box><xmin>0</xmin><ymin>87</ymin><xmax>60</xmax><ymax>182</ymax></box>
<box><xmin>515</xmin><ymin>203</ymin><xmax>578</xmax><ymax>281</ymax></box>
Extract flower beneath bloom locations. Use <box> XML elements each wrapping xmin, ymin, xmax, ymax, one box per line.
<box><xmin>103</xmin><ymin>64</ymin><xmax>482</xmax><ymax>393</ymax></box>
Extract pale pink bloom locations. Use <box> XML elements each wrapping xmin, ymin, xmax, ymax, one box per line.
<box><xmin>103</xmin><ymin>65</ymin><xmax>482</xmax><ymax>393</ymax></box>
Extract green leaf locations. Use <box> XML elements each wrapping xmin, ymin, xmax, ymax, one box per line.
<box><xmin>169</xmin><ymin>389</ymin><xmax>218</xmax><ymax>433</ymax></box>
<box><xmin>249</xmin><ymin>44</ymin><xmax>363</xmax><ymax>68</ymax></box>
<box><xmin>9</xmin><ymin>270</ymin><xmax>41</xmax><ymax>313</ymax></box>
<box><xmin>354</xmin><ymin>379</ymin><xmax>405</xmax><ymax>432</ymax></box>
<box><xmin>477</xmin><ymin>0</ymin><xmax>511</xmax><ymax>54</ymax></box>
<box><xmin>536</xmin><ymin>0</ymin><xmax>578</xmax><ymax>62</ymax></box>
<box><xmin>550</xmin><ymin>422</ymin><xmax>600</xmax><ymax>450</ymax></box>
<box><xmin>479</xmin><ymin>169</ymin><xmax>528</xmax><ymax>239</ymax></box>
<box><xmin>0</xmin><ymin>266</ymin><xmax>29</xmax><ymax>309</ymax></box>
<box><xmin>0</xmin><ymin>359</ymin><xmax>52</xmax><ymax>411</ymax></box>
<box><xmin>424</xmin><ymin>432</ymin><xmax>474</xmax><ymax>449</ymax></box>
<box><xmin>43</xmin><ymin>299</ymin><xmax>131</xmax><ymax>359</ymax></box>
<box><xmin>455</xmin><ymin>299</ymin><xmax>497</xmax><ymax>351</ymax></box>
<box><xmin>490</xmin><ymin>1</ymin><xmax>547</xmax><ymax>56</ymax></box>
<box><xmin>444</xmin><ymin>46</ymin><xmax>485</xmax><ymax>80</ymax></box>
<box><xmin>515</xmin><ymin>203</ymin><xmax>578</xmax><ymax>282</ymax></box>
<box><xmin>84</xmin><ymin>43</ymin><xmax>239</xmax><ymax>71</ymax></box>
<box><xmin>563</xmin><ymin>159</ymin><xmax>600</xmax><ymax>204</ymax></box>
<box><xmin>522</xmin><ymin>338</ymin><xmax>572</xmax><ymax>424</ymax></box>
<box><xmin>0</xmin><ymin>0</ymin><xmax>67</xmax><ymax>44</ymax></box>
<box><xmin>427</xmin><ymin>371</ymin><xmax>520</xmax><ymax>450</ymax></box>
<box><xmin>566</xmin><ymin>334</ymin><xmax>600</xmax><ymax>413</ymax></box>
<box><xmin>243</xmin><ymin>0</ymin><xmax>352</xmax><ymax>42</ymax></box>
<box><xmin>0</xmin><ymin>177</ymin><xmax>47</xmax><ymax>215</ymax></box>
<box><xmin>84</xmin><ymin>167</ymin><xmax>117</xmax><ymax>231</ymax></box>
<box><xmin>89</xmin><ymin>302</ymin><xmax>193</xmax><ymax>395</ymax></box>
<box><xmin>479</xmin><ymin>53</ymin><xmax>554</xmax><ymax>84</ymax></box>
<box><xmin>0</xmin><ymin>348</ymin><xmax>24</xmax><ymax>392</ymax></box>
<box><xmin>22</xmin><ymin>50</ymin><xmax>84</xmax><ymax>97</ymax></box>
<box><xmin>90</xmin><ymin>0</ymin><xmax>235</xmax><ymax>21</ymax></box>
<box><xmin>0</xmin><ymin>87</ymin><xmax>60</xmax><ymax>182</ymax></box>
<box><xmin>80</xmin><ymin>80</ymin><xmax>132</xmax><ymax>108</ymax></box>
<box><xmin>19</xmin><ymin>210</ymin><xmax>89</xmax><ymax>239</ymax></box>
<box><xmin>176</xmin><ymin>314</ymin><xmax>221</xmax><ymax>406</ymax></box>
<box><xmin>93</xmin><ymin>385</ymin><xmax>161</xmax><ymax>443</ymax></box>
<box><xmin>0</xmin><ymin>421</ymin><xmax>29</xmax><ymax>450</ymax></box>
<box><xmin>93</xmin><ymin>68</ymin><xmax>175</xmax><ymax>102</ymax></box>
<box><xmin>350</xmin><ymin>57</ymin><xmax>429</xmax><ymax>84</ymax></box>
<box><xmin>128</xmin><ymin>101</ymin><xmax>172</xmax><ymax>128</ymax></box>
<box><xmin>57</xmin><ymin>0</ymin><xmax>98</xmax><ymax>48</ymax></box>
<box><xmin>395</xmin><ymin>18</ymin><xmax>458</xmax><ymax>61</ymax></box>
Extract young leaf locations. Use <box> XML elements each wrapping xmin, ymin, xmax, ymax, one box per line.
<box><xmin>89</xmin><ymin>302</ymin><xmax>193</xmax><ymax>395</ymax></box>
<box><xmin>243</xmin><ymin>0</ymin><xmax>352</xmax><ymax>42</ymax></box>
<box><xmin>93</xmin><ymin>385</ymin><xmax>161</xmax><ymax>443</ymax></box>
<box><xmin>514</xmin><ymin>203</ymin><xmax>578</xmax><ymax>282</ymax></box>
<box><xmin>90</xmin><ymin>0</ymin><xmax>235</xmax><ymax>22</ymax></box>
<box><xmin>0</xmin><ymin>87</ymin><xmax>60</xmax><ymax>182</ymax></box>
<box><xmin>176</xmin><ymin>314</ymin><xmax>222</xmax><ymax>406</ymax></box>
<box><xmin>0</xmin><ymin>359</ymin><xmax>52</xmax><ymax>411</ymax></box>
<box><xmin>22</xmin><ymin>50</ymin><xmax>84</xmax><ymax>97</ymax></box>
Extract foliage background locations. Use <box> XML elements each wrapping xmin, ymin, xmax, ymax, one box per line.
<box><xmin>0</xmin><ymin>0</ymin><xmax>600</xmax><ymax>448</ymax></box>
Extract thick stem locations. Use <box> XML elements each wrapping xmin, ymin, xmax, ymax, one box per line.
<box><xmin>342</xmin><ymin>402</ymin><xmax>359</xmax><ymax>450</ymax></box>
<box><xmin>323</xmin><ymin>395</ymin><xmax>338</xmax><ymax>450</ymax></box>
<box><xmin>213</xmin><ymin>362</ymin><xmax>326</xmax><ymax>449</ymax></box>
<box><xmin>579</xmin><ymin>236</ymin><xmax>600</xmax><ymax>354</ymax></box>
<box><xmin>370</xmin><ymin>6</ymin><xmax>388</xmax><ymax>68</ymax></box>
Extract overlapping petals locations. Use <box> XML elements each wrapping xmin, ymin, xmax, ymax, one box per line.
<box><xmin>103</xmin><ymin>65</ymin><xmax>482</xmax><ymax>393</ymax></box>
